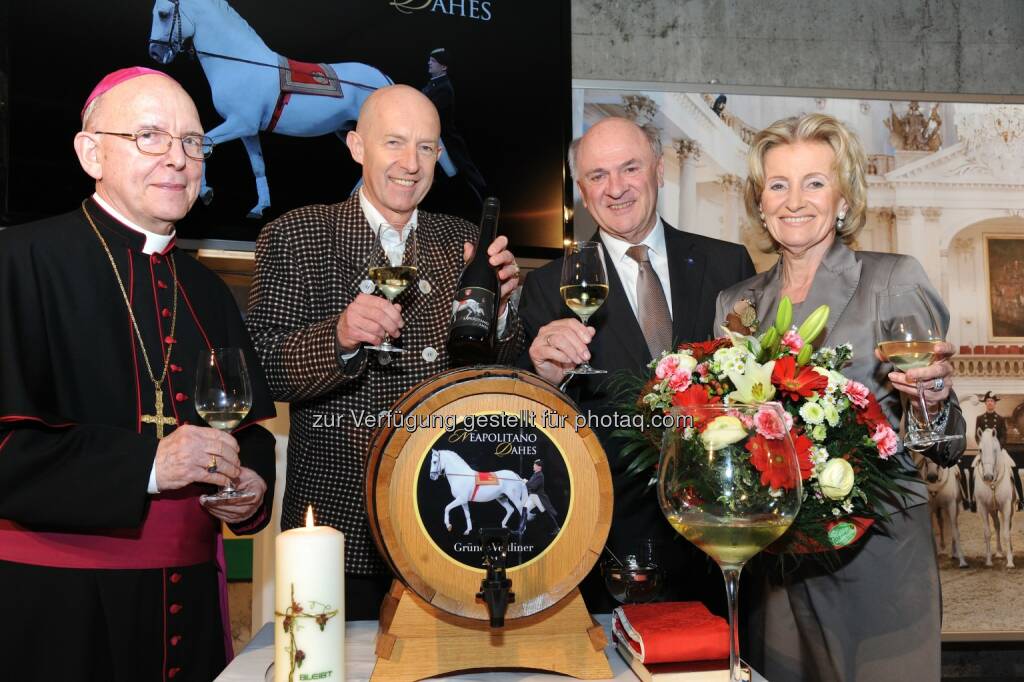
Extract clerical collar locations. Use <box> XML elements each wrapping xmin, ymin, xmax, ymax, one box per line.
<box><xmin>358</xmin><ymin>188</ymin><xmax>418</xmax><ymax>236</ymax></box>
<box><xmin>92</xmin><ymin>193</ymin><xmax>176</xmax><ymax>255</ymax></box>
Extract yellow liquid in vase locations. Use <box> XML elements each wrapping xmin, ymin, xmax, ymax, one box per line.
<box><xmin>667</xmin><ymin>515</ymin><xmax>791</xmax><ymax>567</ymax></box>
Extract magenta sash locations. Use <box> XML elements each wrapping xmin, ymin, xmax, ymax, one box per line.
<box><xmin>0</xmin><ymin>487</ymin><xmax>218</xmax><ymax>569</ymax></box>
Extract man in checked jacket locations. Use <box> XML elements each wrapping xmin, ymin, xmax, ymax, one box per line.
<box><xmin>247</xmin><ymin>85</ymin><xmax>524</xmax><ymax>619</ymax></box>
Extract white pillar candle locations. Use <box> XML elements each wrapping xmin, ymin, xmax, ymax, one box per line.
<box><xmin>275</xmin><ymin>506</ymin><xmax>344</xmax><ymax>682</ymax></box>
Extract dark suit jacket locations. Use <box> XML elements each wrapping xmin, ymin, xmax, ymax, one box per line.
<box><xmin>517</xmin><ymin>220</ymin><xmax>755</xmax><ymax>611</ymax></box>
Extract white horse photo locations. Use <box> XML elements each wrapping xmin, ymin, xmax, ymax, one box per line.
<box><xmin>148</xmin><ymin>0</ymin><xmax>393</xmax><ymax>217</ymax></box>
<box><xmin>974</xmin><ymin>428</ymin><xmax>1017</xmax><ymax>568</ymax></box>
<box><xmin>914</xmin><ymin>452</ymin><xmax>968</xmax><ymax>568</ymax></box>
<box><xmin>428</xmin><ymin>449</ymin><xmax>528</xmax><ymax>536</ymax></box>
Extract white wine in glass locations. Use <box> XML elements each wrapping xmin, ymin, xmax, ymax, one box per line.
<box><xmin>659</xmin><ymin>403</ymin><xmax>802</xmax><ymax>682</ymax></box>
<box><xmin>365</xmin><ymin>224</ymin><xmax>418</xmax><ymax>355</ymax></box>
<box><xmin>195</xmin><ymin>347</ymin><xmax>255</xmax><ymax>504</ymax></box>
<box><xmin>560</xmin><ymin>241</ymin><xmax>608</xmax><ymax>375</ymax></box>
<box><xmin>875</xmin><ymin>286</ymin><xmax>961</xmax><ymax>449</ymax></box>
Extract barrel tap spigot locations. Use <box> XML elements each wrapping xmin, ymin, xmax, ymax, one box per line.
<box><xmin>476</xmin><ymin>528</ymin><xmax>515</xmax><ymax>628</ymax></box>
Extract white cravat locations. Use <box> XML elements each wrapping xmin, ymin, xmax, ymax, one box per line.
<box><xmin>600</xmin><ymin>217</ymin><xmax>673</xmax><ymax>321</ymax></box>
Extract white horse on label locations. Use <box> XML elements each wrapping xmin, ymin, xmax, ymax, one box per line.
<box><xmin>913</xmin><ymin>451</ymin><xmax>968</xmax><ymax>568</ymax></box>
<box><xmin>428</xmin><ymin>449</ymin><xmax>528</xmax><ymax>536</ymax></box>
<box><xmin>975</xmin><ymin>428</ymin><xmax>1017</xmax><ymax>568</ymax></box>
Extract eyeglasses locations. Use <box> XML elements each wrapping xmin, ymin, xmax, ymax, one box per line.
<box><xmin>92</xmin><ymin>129</ymin><xmax>214</xmax><ymax>160</ymax></box>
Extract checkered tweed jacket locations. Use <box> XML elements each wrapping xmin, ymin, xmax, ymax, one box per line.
<box><xmin>247</xmin><ymin>196</ymin><xmax>524</xmax><ymax>575</ymax></box>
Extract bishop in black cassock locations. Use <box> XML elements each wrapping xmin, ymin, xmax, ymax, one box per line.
<box><xmin>0</xmin><ymin>68</ymin><xmax>276</xmax><ymax>682</ymax></box>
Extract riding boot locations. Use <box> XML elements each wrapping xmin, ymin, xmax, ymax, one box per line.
<box><xmin>547</xmin><ymin>510</ymin><xmax>560</xmax><ymax>537</ymax></box>
<box><xmin>959</xmin><ymin>467</ymin><xmax>972</xmax><ymax>511</ymax></box>
<box><xmin>1014</xmin><ymin>465</ymin><xmax>1024</xmax><ymax>511</ymax></box>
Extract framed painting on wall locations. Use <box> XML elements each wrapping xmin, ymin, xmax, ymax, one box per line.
<box><xmin>986</xmin><ymin>235</ymin><xmax>1024</xmax><ymax>342</ymax></box>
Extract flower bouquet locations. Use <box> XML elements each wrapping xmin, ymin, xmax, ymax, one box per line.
<box><xmin>612</xmin><ymin>297</ymin><xmax>911</xmax><ymax>556</ymax></box>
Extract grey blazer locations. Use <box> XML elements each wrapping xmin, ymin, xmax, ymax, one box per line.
<box><xmin>713</xmin><ymin>239</ymin><xmax>966</xmax><ymax>510</ymax></box>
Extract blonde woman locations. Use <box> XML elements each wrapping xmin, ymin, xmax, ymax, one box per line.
<box><xmin>714</xmin><ymin>113</ymin><xmax>964</xmax><ymax>682</ymax></box>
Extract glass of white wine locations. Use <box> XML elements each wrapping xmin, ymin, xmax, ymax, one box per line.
<box><xmin>875</xmin><ymin>285</ymin><xmax>962</xmax><ymax>449</ymax></box>
<box><xmin>365</xmin><ymin>223</ymin><xmax>418</xmax><ymax>355</ymax></box>
<box><xmin>195</xmin><ymin>347</ymin><xmax>255</xmax><ymax>504</ymax></box>
<box><xmin>559</xmin><ymin>240</ymin><xmax>608</xmax><ymax>375</ymax></box>
<box><xmin>658</xmin><ymin>403</ymin><xmax>802</xmax><ymax>682</ymax></box>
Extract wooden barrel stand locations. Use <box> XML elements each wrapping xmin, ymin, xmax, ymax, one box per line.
<box><xmin>372</xmin><ymin>581</ymin><xmax>609</xmax><ymax>681</ymax></box>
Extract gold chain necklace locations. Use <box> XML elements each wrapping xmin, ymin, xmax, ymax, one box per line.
<box><xmin>82</xmin><ymin>201</ymin><xmax>180</xmax><ymax>438</ymax></box>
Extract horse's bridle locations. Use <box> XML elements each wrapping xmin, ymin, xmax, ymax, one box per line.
<box><xmin>150</xmin><ymin>0</ymin><xmax>386</xmax><ymax>92</ymax></box>
<box><xmin>977</xmin><ymin>440</ymin><xmax>1007</xmax><ymax>491</ymax></box>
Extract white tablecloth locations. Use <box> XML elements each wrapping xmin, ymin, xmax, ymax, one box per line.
<box><xmin>215</xmin><ymin>614</ymin><xmax>765</xmax><ymax>682</ymax></box>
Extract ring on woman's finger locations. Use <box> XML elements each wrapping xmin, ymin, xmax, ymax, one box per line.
<box><xmin>932</xmin><ymin>377</ymin><xmax>945</xmax><ymax>391</ymax></box>
<box><xmin>545</xmin><ymin>333</ymin><xmax>554</xmax><ymax>347</ymax></box>
<box><xmin>207</xmin><ymin>455</ymin><xmax>218</xmax><ymax>474</ymax></box>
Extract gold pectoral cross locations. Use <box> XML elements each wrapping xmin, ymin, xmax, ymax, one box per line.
<box><xmin>141</xmin><ymin>386</ymin><xmax>177</xmax><ymax>439</ymax></box>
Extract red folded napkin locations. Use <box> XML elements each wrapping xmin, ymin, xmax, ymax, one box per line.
<box><xmin>612</xmin><ymin>602</ymin><xmax>730</xmax><ymax>664</ymax></box>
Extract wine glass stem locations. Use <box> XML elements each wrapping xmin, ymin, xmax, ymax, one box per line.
<box><xmin>915</xmin><ymin>379</ymin><xmax>933</xmax><ymax>433</ymax></box>
<box><xmin>220</xmin><ymin>428</ymin><xmax>236</xmax><ymax>493</ymax></box>
<box><xmin>722</xmin><ymin>566</ymin><xmax>743</xmax><ymax>682</ymax></box>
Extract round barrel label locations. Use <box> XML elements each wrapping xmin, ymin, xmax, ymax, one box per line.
<box><xmin>415</xmin><ymin>412</ymin><xmax>571</xmax><ymax>569</ymax></box>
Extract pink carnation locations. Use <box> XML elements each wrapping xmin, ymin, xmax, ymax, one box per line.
<box><xmin>871</xmin><ymin>423</ymin><xmax>899</xmax><ymax>459</ymax></box>
<box><xmin>729</xmin><ymin>409</ymin><xmax>755</xmax><ymax>429</ymax></box>
<box><xmin>754</xmin><ymin>406</ymin><xmax>788</xmax><ymax>439</ymax></box>
<box><xmin>844</xmin><ymin>380</ymin><xmax>870</xmax><ymax>408</ymax></box>
<box><xmin>781</xmin><ymin>330</ymin><xmax>804</xmax><ymax>354</ymax></box>
<box><xmin>655</xmin><ymin>356</ymin><xmax>679</xmax><ymax>380</ymax></box>
<box><xmin>696</xmin><ymin>364</ymin><xmax>709</xmax><ymax>378</ymax></box>
<box><xmin>667</xmin><ymin>368</ymin><xmax>692</xmax><ymax>392</ymax></box>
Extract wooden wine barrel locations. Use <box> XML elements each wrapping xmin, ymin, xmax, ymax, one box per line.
<box><xmin>366</xmin><ymin>366</ymin><xmax>612</xmax><ymax>621</ymax></box>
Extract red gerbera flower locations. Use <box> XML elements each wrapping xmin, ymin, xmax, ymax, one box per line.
<box><xmin>671</xmin><ymin>384</ymin><xmax>721</xmax><ymax>428</ymax></box>
<box><xmin>745</xmin><ymin>430</ymin><xmax>814</xmax><ymax>490</ymax></box>
<box><xmin>771</xmin><ymin>355</ymin><xmax>828</xmax><ymax>400</ymax></box>
<box><xmin>678</xmin><ymin>338</ymin><xmax>731</xmax><ymax>362</ymax></box>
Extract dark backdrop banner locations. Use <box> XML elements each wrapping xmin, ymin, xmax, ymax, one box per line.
<box><xmin>3</xmin><ymin>0</ymin><xmax>570</xmax><ymax>255</ymax></box>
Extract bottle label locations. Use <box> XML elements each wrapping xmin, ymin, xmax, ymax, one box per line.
<box><xmin>451</xmin><ymin>287</ymin><xmax>495</xmax><ymax>332</ymax></box>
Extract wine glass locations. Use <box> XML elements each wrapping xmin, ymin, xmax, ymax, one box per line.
<box><xmin>365</xmin><ymin>223</ymin><xmax>418</xmax><ymax>355</ymax></box>
<box><xmin>559</xmin><ymin>240</ymin><xmax>608</xmax><ymax>375</ymax></box>
<box><xmin>875</xmin><ymin>286</ymin><xmax>962</xmax><ymax>449</ymax></box>
<box><xmin>601</xmin><ymin>539</ymin><xmax>665</xmax><ymax>604</ymax></box>
<box><xmin>195</xmin><ymin>347</ymin><xmax>255</xmax><ymax>504</ymax></box>
<box><xmin>658</xmin><ymin>403</ymin><xmax>802</xmax><ymax>682</ymax></box>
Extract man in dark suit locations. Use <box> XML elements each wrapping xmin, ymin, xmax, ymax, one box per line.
<box><xmin>517</xmin><ymin>116</ymin><xmax>755</xmax><ymax>613</ymax></box>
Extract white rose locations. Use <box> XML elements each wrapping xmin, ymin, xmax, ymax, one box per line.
<box><xmin>819</xmin><ymin>458</ymin><xmax>855</xmax><ymax>500</ymax></box>
<box><xmin>700</xmin><ymin>416</ymin><xmax>748</xmax><ymax>450</ymax></box>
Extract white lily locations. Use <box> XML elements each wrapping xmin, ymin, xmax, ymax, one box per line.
<box><xmin>726</xmin><ymin>358</ymin><xmax>776</xmax><ymax>404</ymax></box>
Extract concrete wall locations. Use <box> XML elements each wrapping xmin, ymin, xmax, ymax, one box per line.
<box><xmin>572</xmin><ymin>0</ymin><xmax>1024</xmax><ymax>97</ymax></box>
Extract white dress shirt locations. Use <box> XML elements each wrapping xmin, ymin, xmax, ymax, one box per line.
<box><xmin>599</xmin><ymin>216</ymin><xmax>673</xmax><ymax>321</ymax></box>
